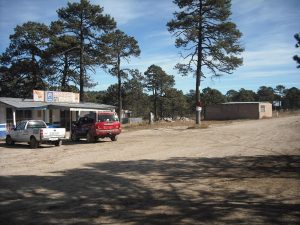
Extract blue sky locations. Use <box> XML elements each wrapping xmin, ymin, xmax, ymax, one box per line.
<box><xmin>0</xmin><ymin>0</ymin><xmax>299</xmax><ymax>94</ymax></box>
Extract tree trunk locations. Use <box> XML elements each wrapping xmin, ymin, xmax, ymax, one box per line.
<box><xmin>154</xmin><ymin>89</ymin><xmax>157</xmax><ymax>120</ymax></box>
<box><xmin>79</xmin><ymin>13</ymin><xmax>84</xmax><ymax>102</ymax></box>
<box><xmin>195</xmin><ymin>1</ymin><xmax>203</xmax><ymax>125</ymax></box>
<box><xmin>61</xmin><ymin>53</ymin><xmax>68</xmax><ymax>90</ymax></box>
<box><xmin>117</xmin><ymin>55</ymin><xmax>122</xmax><ymax>123</ymax></box>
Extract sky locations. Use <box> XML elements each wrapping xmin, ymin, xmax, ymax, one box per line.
<box><xmin>0</xmin><ymin>0</ymin><xmax>299</xmax><ymax>94</ymax></box>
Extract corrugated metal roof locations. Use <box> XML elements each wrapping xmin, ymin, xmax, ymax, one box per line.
<box><xmin>0</xmin><ymin>97</ymin><xmax>115</xmax><ymax>110</ymax></box>
<box><xmin>0</xmin><ymin>97</ymin><xmax>48</xmax><ymax>109</ymax></box>
<box><xmin>48</xmin><ymin>102</ymin><xmax>115</xmax><ymax>110</ymax></box>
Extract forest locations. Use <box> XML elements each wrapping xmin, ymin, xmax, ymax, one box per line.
<box><xmin>0</xmin><ymin>0</ymin><xmax>299</xmax><ymax>120</ymax></box>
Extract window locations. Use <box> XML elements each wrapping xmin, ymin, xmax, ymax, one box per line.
<box><xmin>98</xmin><ymin>114</ymin><xmax>118</xmax><ymax>122</ymax></box>
<box><xmin>260</xmin><ymin>105</ymin><xmax>266</xmax><ymax>112</ymax></box>
<box><xmin>27</xmin><ymin>121</ymin><xmax>46</xmax><ymax>129</ymax></box>
<box><xmin>78</xmin><ymin>117</ymin><xmax>94</xmax><ymax>125</ymax></box>
<box><xmin>16</xmin><ymin>110</ymin><xmax>32</xmax><ymax>122</ymax></box>
<box><xmin>15</xmin><ymin>121</ymin><xmax>26</xmax><ymax>130</ymax></box>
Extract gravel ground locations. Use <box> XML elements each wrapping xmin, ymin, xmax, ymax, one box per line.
<box><xmin>0</xmin><ymin>115</ymin><xmax>300</xmax><ymax>224</ymax></box>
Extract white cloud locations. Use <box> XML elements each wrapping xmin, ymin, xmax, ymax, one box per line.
<box><xmin>242</xmin><ymin>48</ymin><xmax>296</xmax><ymax>69</ymax></box>
<box><xmin>93</xmin><ymin>0</ymin><xmax>176</xmax><ymax>26</ymax></box>
<box><xmin>236</xmin><ymin>69</ymin><xmax>299</xmax><ymax>79</ymax></box>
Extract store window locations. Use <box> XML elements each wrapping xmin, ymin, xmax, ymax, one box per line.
<box><xmin>16</xmin><ymin>110</ymin><xmax>32</xmax><ymax>122</ymax></box>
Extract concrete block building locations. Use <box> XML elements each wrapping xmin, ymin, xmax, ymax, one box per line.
<box><xmin>204</xmin><ymin>102</ymin><xmax>272</xmax><ymax>120</ymax></box>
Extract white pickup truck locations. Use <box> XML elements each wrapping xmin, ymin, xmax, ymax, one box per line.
<box><xmin>5</xmin><ymin>120</ymin><xmax>66</xmax><ymax>148</ymax></box>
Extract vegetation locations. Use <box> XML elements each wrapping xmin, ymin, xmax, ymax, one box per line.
<box><xmin>85</xmin><ymin>85</ymin><xmax>300</xmax><ymax>119</ymax></box>
<box><xmin>293</xmin><ymin>33</ymin><xmax>300</xmax><ymax>68</ymax></box>
<box><xmin>0</xmin><ymin>22</ymin><xmax>50</xmax><ymax>98</ymax></box>
<box><xmin>0</xmin><ymin>0</ymin><xmax>299</xmax><ymax>121</ymax></box>
<box><xmin>167</xmin><ymin>0</ymin><xmax>244</xmax><ymax>124</ymax></box>
<box><xmin>144</xmin><ymin>65</ymin><xmax>175</xmax><ymax>120</ymax></box>
<box><xmin>100</xmin><ymin>29</ymin><xmax>140</xmax><ymax>119</ymax></box>
<box><xmin>55</xmin><ymin>0</ymin><xmax>116</xmax><ymax>101</ymax></box>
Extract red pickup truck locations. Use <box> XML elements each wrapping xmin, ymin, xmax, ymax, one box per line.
<box><xmin>71</xmin><ymin>112</ymin><xmax>121</xmax><ymax>142</ymax></box>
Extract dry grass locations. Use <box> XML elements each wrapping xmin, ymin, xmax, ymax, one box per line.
<box><xmin>122</xmin><ymin>110</ymin><xmax>300</xmax><ymax>132</ymax></box>
<box><xmin>122</xmin><ymin>119</ymin><xmax>234</xmax><ymax>132</ymax></box>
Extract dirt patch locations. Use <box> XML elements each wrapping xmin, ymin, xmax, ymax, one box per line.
<box><xmin>1</xmin><ymin>115</ymin><xmax>300</xmax><ymax>224</ymax></box>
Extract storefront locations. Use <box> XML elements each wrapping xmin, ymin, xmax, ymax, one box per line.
<box><xmin>0</xmin><ymin>93</ymin><xmax>115</xmax><ymax>139</ymax></box>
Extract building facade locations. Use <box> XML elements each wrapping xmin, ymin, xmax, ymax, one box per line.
<box><xmin>204</xmin><ymin>102</ymin><xmax>272</xmax><ymax>120</ymax></box>
<box><xmin>0</xmin><ymin>96</ymin><xmax>115</xmax><ymax>139</ymax></box>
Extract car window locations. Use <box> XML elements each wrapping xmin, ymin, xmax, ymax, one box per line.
<box><xmin>79</xmin><ymin>117</ymin><xmax>93</xmax><ymax>124</ymax></box>
<box><xmin>87</xmin><ymin>117</ymin><xmax>94</xmax><ymax>123</ymax></box>
<box><xmin>27</xmin><ymin>121</ymin><xmax>47</xmax><ymax>129</ymax></box>
<box><xmin>15</xmin><ymin>121</ymin><xmax>26</xmax><ymax>130</ymax></box>
<box><xmin>98</xmin><ymin>114</ymin><xmax>119</xmax><ymax>122</ymax></box>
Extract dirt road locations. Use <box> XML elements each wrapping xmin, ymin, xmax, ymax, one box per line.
<box><xmin>1</xmin><ymin>115</ymin><xmax>300</xmax><ymax>224</ymax></box>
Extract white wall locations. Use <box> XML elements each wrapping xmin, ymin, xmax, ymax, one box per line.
<box><xmin>52</xmin><ymin>109</ymin><xmax>60</xmax><ymax>123</ymax></box>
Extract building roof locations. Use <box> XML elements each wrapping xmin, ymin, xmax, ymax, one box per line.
<box><xmin>0</xmin><ymin>97</ymin><xmax>48</xmax><ymax>109</ymax></box>
<box><xmin>0</xmin><ymin>97</ymin><xmax>115</xmax><ymax>110</ymax></box>
<box><xmin>223</xmin><ymin>102</ymin><xmax>271</xmax><ymax>104</ymax></box>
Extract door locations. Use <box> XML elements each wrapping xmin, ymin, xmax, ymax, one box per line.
<box><xmin>12</xmin><ymin>121</ymin><xmax>27</xmax><ymax>141</ymax></box>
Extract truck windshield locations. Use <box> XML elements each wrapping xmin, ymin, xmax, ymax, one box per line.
<box><xmin>98</xmin><ymin>114</ymin><xmax>118</xmax><ymax>122</ymax></box>
<box><xmin>27</xmin><ymin>121</ymin><xmax>47</xmax><ymax>129</ymax></box>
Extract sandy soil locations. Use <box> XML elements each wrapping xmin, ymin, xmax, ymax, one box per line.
<box><xmin>0</xmin><ymin>115</ymin><xmax>300</xmax><ymax>224</ymax></box>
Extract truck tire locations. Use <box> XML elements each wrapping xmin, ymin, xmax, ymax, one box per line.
<box><xmin>71</xmin><ymin>133</ymin><xmax>79</xmax><ymax>141</ymax></box>
<box><xmin>6</xmin><ymin>136</ymin><xmax>15</xmax><ymax>146</ymax></box>
<box><xmin>54</xmin><ymin>140</ymin><xmax>62</xmax><ymax>146</ymax></box>
<box><xmin>87</xmin><ymin>132</ymin><xmax>95</xmax><ymax>143</ymax></box>
<box><xmin>30</xmin><ymin>137</ymin><xmax>39</xmax><ymax>149</ymax></box>
<box><xmin>111</xmin><ymin>135</ymin><xmax>118</xmax><ymax>141</ymax></box>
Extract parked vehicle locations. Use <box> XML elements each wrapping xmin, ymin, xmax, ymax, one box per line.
<box><xmin>5</xmin><ymin>120</ymin><xmax>66</xmax><ymax>148</ymax></box>
<box><xmin>71</xmin><ymin>111</ymin><xmax>121</xmax><ymax>142</ymax></box>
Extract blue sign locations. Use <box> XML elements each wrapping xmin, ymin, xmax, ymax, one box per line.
<box><xmin>46</xmin><ymin>91</ymin><xmax>54</xmax><ymax>102</ymax></box>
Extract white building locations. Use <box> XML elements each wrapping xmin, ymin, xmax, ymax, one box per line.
<box><xmin>0</xmin><ymin>96</ymin><xmax>115</xmax><ymax>139</ymax></box>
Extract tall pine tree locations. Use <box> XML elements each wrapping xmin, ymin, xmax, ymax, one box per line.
<box><xmin>167</xmin><ymin>0</ymin><xmax>244</xmax><ymax>124</ymax></box>
<box><xmin>56</xmin><ymin>0</ymin><xmax>116</xmax><ymax>101</ymax></box>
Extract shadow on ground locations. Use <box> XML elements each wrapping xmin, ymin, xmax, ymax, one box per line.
<box><xmin>1</xmin><ymin>155</ymin><xmax>299</xmax><ymax>225</ymax></box>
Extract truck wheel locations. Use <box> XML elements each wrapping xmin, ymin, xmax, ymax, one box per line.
<box><xmin>30</xmin><ymin>137</ymin><xmax>38</xmax><ymax>149</ymax></box>
<box><xmin>111</xmin><ymin>135</ymin><xmax>118</xmax><ymax>141</ymax></box>
<box><xmin>54</xmin><ymin>140</ymin><xmax>62</xmax><ymax>146</ymax></box>
<box><xmin>6</xmin><ymin>136</ymin><xmax>15</xmax><ymax>146</ymax></box>
<box><xmin>87</xmin><ymin>132</ymin><xmax>95</xmax><ymax>143</ymax></box>
<box><xmin>71</xmin><ymin>133</ymin><xmax>79</xmax><ymax>141</ymax></box>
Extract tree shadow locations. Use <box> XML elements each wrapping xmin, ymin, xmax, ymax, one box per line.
<box><xmin>1</xmin><ymin>155</ymin><xmax>299</xmax><ymax>224</ymax></box>
<box><xmin>62</xmin><ymin>139</ymin><xmax>114</xmax><ymax>146</ymax></box>
<box><xmin>0</xmin><ymin>142</ymin><xmax>54</xmax><ymax>149</ymax></box>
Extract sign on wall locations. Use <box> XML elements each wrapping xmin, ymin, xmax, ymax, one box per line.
<box><xmin>33</xmin><ymin>90</ymin><xmax>80</xmax><ymax>103</ymax></box>
<box><xmin>33</xmin><ymin>90</ymin><xmax>45</xmax><ymax>102</ymax></box>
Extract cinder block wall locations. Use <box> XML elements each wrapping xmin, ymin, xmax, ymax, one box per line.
<box><xmin>205</xmin><ymin>103</ymin><xmax>260</xmax><ymax>120</ymax></box>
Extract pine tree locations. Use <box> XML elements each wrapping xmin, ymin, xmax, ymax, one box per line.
<box><xmin>293</xmin><ymin>33</ymin><xmax>300</xmax><ymax>68</ymax></box>
<box><xmin>99</xmin><ymin>29</ymin><xmax>140</xmax><ymax>120</ymax></box>
<box><xmin>167</xmin><ymin>0</ymin><xmax>244</xmax><ymax>124</ymax></box>
<box><xmin>56</xmin><ymin>0</ymin><xmax>116</xmax><ymax>101</ymax></box>
<box><xmin>0</xmin><ymin>22</ymin><xmax>50</xmax><ymax>98</ymax></box>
